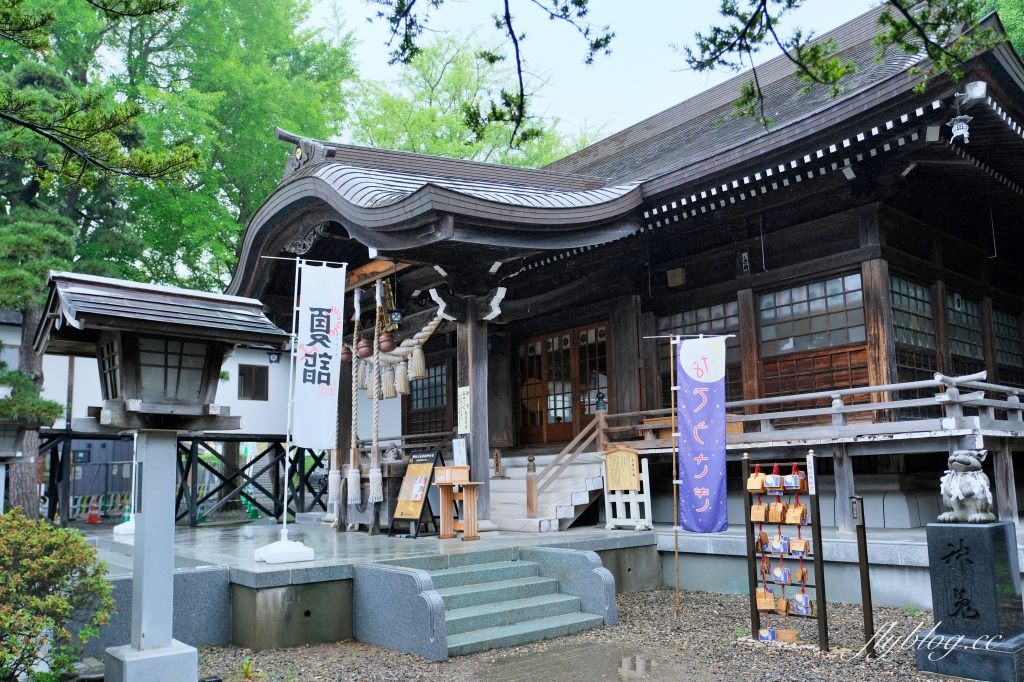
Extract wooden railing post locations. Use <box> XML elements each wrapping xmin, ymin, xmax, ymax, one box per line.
<box><xmin>525</xmin><ymin>455</ymin><xmax>538</xmax><ymax>519</ymax></box>
<box><xmin>831</xmin><ymin>394</ymin><xmax>847</xmax><ymax>427</ymax></box>
<box><xmin>596</xmin><ymin>410</ymin><xmax>608</xmax><ymax>453</ymax></box>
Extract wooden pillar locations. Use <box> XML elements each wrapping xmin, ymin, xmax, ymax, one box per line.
<box><xmin>609</xmin><ymin>295</ymin><xmax>642</xmax><ymax>415</ymax></box>
<box><xmin>457</xmin><ymin>299</ymin><xmax>490</xmax><ymax>520</ymax></box>
<box><xmin>833</xmin><ymin>443</ymin><xmax>855</xmax><ymax>533</ymax></box>
<box><xmin>639</xmin><ymin>311</ymin><xmax>660</xmax><ymax>410</ymax></box>
<box><xmin>487</xmin><ymin>332</ymin><xmax>513</xmax><ymax>449</ymax></box>
<box><xmin>737</xmin><ymin>289</ymin><xmax>762</xmax><ymax>432</ymax></box>
<box><xmin>861</xmin><ymin>259</ymin><xmax>896</xmax><ymax>388</ymax></box>
<box><xmin>335</xmin><ymin>356</ymin><xmax>352</xmax><ymax>462</ymax></box>
<box><xmin>993</xmin><ymin>440</ymin><xmax>1019</xmax><ymax>527</ymax></box>
<box><xmin>932</xmin><ymin>280</ymin><xmax>951</xmax><ymax>376</ymax></box>
<box><xmin>980</xmin><ymin>297</ymin><xmax>999</xmax><ymax>383</ymax></box>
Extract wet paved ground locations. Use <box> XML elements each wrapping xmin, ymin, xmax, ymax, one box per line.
<box><xmin>199</xmin><ymin>588</ymin><xmax>952</xmax><ymax>682</ymax></box>
<box><xmin>470</xmin><ymin>642</ymin><xmax>682</xmax><ymax>681</ymax></box>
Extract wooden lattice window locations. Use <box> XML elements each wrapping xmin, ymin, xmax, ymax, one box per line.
<box><xmin>408</xmin><ymin>363</ymin><xmax>448</xmax><ymax>434</ymax></box>
<box><xmin>890</xmin><ymin>275</ymin><xmax>935</xmax><ymax>350</ymax></box>
<box><xmin>994</xmin><ymin>309</ymin><xmax>1024</xmax><ymax>387</ymax></box>
<box><xmin>895</xmin><ymin>348</ymin><xmax>941</xmax><ymax>419</ymax></box>
<box><xmin>761</xmin><ymin>347</ymin><xmax>870</xmax><ymax>426</ymax></box>
<box><xmin>946</xmin><ymin>293</ymin><xmax>984</xmax><ymax>362</ymax></box>
<box><xmin>98</xmin><ymin>338</ymin><xmax>121</xmax><ymax>400</ymax></box>
<box><xmin>658</xmin><ymin>302</ymin><xmax>741</xmax><ymax>408</ymax></box>
<box><xmin>759</xmin><ymin>274</ymin><xmax>865</xmax><ymax>357</ymax></box>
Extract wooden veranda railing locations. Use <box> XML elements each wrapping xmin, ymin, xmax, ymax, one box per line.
<box><xmin>526</xmin><ymin>370</ymin><xmax>1024</xmax><ymax>519</ymax></box>
<box><xmin>356</xmin><ymin>428</ymin><xmax>457</xmax><ymax>459</ymax></box>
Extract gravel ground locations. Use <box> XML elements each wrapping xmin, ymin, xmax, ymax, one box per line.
<box><xmin>197</xmin><ymin>588</ymin><xmax>966</xmax><ymax>682</ymax></box>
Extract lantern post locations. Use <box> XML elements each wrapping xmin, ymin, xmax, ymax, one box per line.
<box><xmin>34</xmin><ymin>272</ymin><xmax>288</xmax><ymax>682</ymax></box>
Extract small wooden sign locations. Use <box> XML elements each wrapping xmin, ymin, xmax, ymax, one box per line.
<box><xmin>457</xmin><ymin>386</ymin><xmax>471</xmax><ymax>434</ymax></box>
<box><xmin>604</xmin><ymin>447</ymin><xmax>640</xmax><ymax>491</ymax></box>
<box><xmin>394</xmin><ymin>452</ymin><xmax>436</xmax><ymax>520</ymax></box>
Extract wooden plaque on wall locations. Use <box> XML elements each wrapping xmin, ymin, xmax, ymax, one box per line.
<box><xmin>604</xmin><ymin>447</ymin><xmax>640</xmax><ymax>491</ymax></box>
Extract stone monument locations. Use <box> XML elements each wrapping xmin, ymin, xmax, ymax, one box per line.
<box><xmin>917</xmin><ymin>450</ymin><xmax>1024</xmax><ymax>681</ymax></box>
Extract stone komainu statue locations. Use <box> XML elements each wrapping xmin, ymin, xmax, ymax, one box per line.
<box><xmin>938</xmin><ymin>449</ymin><xmax>997</xmax><ymax>523</ymax></box>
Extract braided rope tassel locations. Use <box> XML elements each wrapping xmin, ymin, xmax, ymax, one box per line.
<box><xmin>347</xmin><ymin>289</ymin><xmax>363</xmax><ymax>507</ymax></box>
<box><xmin>368</xmin><ymin>281</ymin><xmax>384</xmax><ymax>504</ymax></box>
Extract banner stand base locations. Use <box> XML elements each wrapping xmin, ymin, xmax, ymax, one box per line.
<box><xmin>254</xmin><ymin>528</ymin><xmax>314</xmax><ymax>564</ymax></box>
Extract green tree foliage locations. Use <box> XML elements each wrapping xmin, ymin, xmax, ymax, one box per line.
<box><xmin>0</xmin><ymin>207</ymin><xmax>75</xmax><ymax>312</ymax></box>
<box><xmin>986</xmin><ymin>0</ymin><xmax>1024</xmax><ymax>56</ymax></box>
<box><xmin>350</xmin><ymin>34</ymin><xmax>585</xmax><ymax>167</ymax></box>
<box><xmin>0</xmin><ymin>0</ymin><xmax>197</xmax><ymax>187</ymax></box>
<box><xmin>0</xmin><ymin>509</ymin><xmax>113</xmax><ymax>682</ymax></box>
<box><xmin>77</xmin><ymin>0</ymin><xmax>358</xmax><ymax>289</ymax></box>
<box><xmin>0</xmin><ymin>343</ymin><xmax>62</xmax><ymax>427</ymax></box>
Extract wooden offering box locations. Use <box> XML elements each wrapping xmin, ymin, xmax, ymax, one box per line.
<box><xmin>434</xmin><ymin>465</ymin><xmax>470</xmax><ymax>483</ymax></box>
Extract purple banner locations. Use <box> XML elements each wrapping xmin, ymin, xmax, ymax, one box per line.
<box><xmin>675</xmin><ymin>337</ymin><xmax>728</xmax><ymax>533</ymax></box>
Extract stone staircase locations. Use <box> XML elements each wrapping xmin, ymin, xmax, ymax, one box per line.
<box><xmin>429</xmin><ymin>557</ymin><xmax>603</xmax><ymax>656</ymax></box>
<box><xmin>489</xmin><ymin>450</ymin><xmax>605</xmax><ymax>532</ymax></box>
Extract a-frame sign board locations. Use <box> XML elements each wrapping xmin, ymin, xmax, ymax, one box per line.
<box><xmin>388</xmin><ymin>450</ymin><xmax>447</xmax><ymax>538</ymax></box>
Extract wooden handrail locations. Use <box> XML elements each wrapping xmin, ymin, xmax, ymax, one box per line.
<box><xmin>527</xmin><ymin>412</ymin><xmax>606</xmax><ymax>519</ymax></box>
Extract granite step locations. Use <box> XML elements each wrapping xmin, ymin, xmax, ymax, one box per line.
<box><xmin>427</xmin><ymin>561</ymin><xmax>537</xmax><ymax>590</ymax></box>
<box><xmin>434</xmin><ymin>576</ymin><xmax>558</xmax><ymax>610</ymax></box>
<box><xmin>444</xmin><ymin>593</ymin><xmax>582</xmax><ymax>636</ymax></box>
<box><xmin>446</xmin><ymin>611</ymin><xmax>604</xmax><ymax>656</ymax></box>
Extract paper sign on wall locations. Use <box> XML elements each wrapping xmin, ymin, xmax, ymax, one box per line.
<box><xmin>457</xmin><ymin>386</ymin><xmax>471</xmax><ymax>434</ymax></box>
<box><xmin>452</xmin><ymin>438</ymin><xmax>468</xmax><ymax>466</ymax></box>
<box><xmin>605</xmin><ymin>448</ymin><xmax>640</xmax><ymax>491</ymax></box>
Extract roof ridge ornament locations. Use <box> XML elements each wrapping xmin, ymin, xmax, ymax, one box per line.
<box><xmin>277</xmin><ymin>127</ymin><xmax>328</xmax><ymax>180</ymax></box>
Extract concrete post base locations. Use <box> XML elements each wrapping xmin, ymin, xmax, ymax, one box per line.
<box><xmin>104</xmin><ymin>639</ymin><xmax>197</xmax><ymax>682</ymax></box>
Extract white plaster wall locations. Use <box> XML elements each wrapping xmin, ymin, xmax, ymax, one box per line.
<box><xmin>0</xmin><ymin>324</ymin><xmax>20</xmax><ymax>368</ymax></box>
<box><xmin>212</xmin><ymin>347</ymin><xmax>289</xmax><ymax>436</ymax></box>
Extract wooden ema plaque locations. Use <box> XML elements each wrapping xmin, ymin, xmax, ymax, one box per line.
<box><xmin>604</xmin><ymin>447</ymin><xmax>640</xmax><ymax>491</ymax></box>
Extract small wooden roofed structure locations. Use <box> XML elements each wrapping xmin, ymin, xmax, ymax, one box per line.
<box><xmin>36</xmin><ymin>271</ymin><xmax>289</xmax><ymax>357</ymax></box>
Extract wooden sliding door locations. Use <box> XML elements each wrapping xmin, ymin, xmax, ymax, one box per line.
<box><xmin>517</xmin><ymin>323</ymin><xmax>609</xmax><ymax>445</ymax></box>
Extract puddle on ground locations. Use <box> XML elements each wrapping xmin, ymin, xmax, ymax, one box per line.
<box><xmin>471</xmin><ymin>642</ymin><xmax>701</xmax><ymax>682</ymax></box>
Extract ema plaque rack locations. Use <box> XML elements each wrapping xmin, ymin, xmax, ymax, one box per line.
<box><xmin>742</xmin><ymin>451</ymin><xmax>829</xmax><ymax>650</ymax></box>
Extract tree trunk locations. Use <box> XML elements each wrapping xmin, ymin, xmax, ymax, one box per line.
<box><xmin>11</xmin><ymin>305</ymin><xmax>44</xmax><ymax>518</ymax></box>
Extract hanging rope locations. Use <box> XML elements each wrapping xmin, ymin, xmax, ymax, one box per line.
<box><xmin>347</xmin><ymin>287</ymin><xmax>363</xmax><ymax>509</ymax></box>
<box><xmin>368</xmin><ymin>280</ymin><xmax>384</xmax><ymax>505</ymax></box>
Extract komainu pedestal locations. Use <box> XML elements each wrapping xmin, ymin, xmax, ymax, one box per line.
<box><xmin>917</xmin><ymin>522</ymin><xmax>1024</xmax><ymax>681</ymax></box>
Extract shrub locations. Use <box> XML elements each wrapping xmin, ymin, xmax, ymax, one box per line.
<box><xmin>0</xmin><ymin>509</ymin><xmax>113</xmax><ymax>682</ymax></box>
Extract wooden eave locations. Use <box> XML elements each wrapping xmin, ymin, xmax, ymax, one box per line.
<box><xmin>35</xmin><ymin>272</ymin><xmax>289</xmax><ymax>356</ymax></box>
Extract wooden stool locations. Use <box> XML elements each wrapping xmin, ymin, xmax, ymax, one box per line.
<box><xmin>435</xmin><ymin>481</ymin><xmax>482</xmax><ymax>541</ymax></box>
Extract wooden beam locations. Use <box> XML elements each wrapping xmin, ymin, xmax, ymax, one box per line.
<box><xmin>345</xmin><ymin>260</ymin><xmax>410</xmax><ymax>292</ymax></box>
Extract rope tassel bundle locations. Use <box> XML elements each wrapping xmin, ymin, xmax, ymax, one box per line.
<box><xmin>354</xmin><ymin>358</ymin><xmax>367</xmax><ymax>390</ymax></box>
<box><xmin>382</xmin><ymin>366</ymin><xmax>397</xmax><ymax>399</ymax></box>
<box><xmin>410</xmin><ymin>345</ymin><xmax>427</xmax><ymax>380</ymax></box>
<box><xmin>395</xmin><ymin>361</ymin><xmax>410</xmax><ymax>395</ymax></box>
<box><xmin>368</xmin><ymin>467</ymin><xmax>383</xmax><ymax>504</ymax></box>
<box><xmin>347</xmin><ymin>464</ymin><xmax>362</xmax><ymax>506</ymax></box>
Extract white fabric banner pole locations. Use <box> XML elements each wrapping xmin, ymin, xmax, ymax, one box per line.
<box><xmin>255</xmin><ymin>258</ymin><xmax>346</xmax><ymax>564</ymax></box>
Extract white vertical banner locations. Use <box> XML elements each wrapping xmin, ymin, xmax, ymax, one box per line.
<box><xmin>292</xmin><ymin>262</ymin><xmax>347</xmax><ymax>449</ymax></box>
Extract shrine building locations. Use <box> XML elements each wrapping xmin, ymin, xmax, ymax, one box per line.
<box><xmin>226</xmin><ymin>4</ymin><xmax>1024</xmax><ymax>540</ymax></box>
